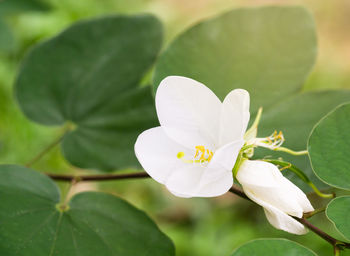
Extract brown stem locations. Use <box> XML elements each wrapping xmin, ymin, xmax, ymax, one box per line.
<box><xmin>227</xmin><ymin>188</ymin><xmax>350</xmax><ymax>252</ymax></box>
<box><xmin>295</xmin><ymin>218</ymin><xmax>338</xmax><ymax>245</ymax></box>
<box><xmin>46</xmin><ymin>172</ymin><xmax>150</xmax><ymax>182</ymax></box>
<box><xmin>296</xmin><ymin>217</ymin><xmax>350</xmax><ymax>252</ymax></box>
<box><xmin>229</xmin><ymin>186</ymin><xmax>251</xmax><ymax>201</ymax></box>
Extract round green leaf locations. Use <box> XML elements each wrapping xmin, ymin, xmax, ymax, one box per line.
<box><xmin>15</xmin><ymin>15</ymin><xmax>163</xmax><ymax>171</ymax></box>
<box><xmin>308</xmin><ymin>103</ymin><xmax>350</xmax><ymax>190</ymax></box>
<box><xmin>153</xmin><ymin>6</ymin><xmax>316</xmax><ymax>112</ymax></box>
<box><xmin>0</xmin><ymin>165</ymin><xmax>175</xmax><ymax>256</ymax></box>
<box><xmin>231</xmin><ymin>239</ymin><xmax>316</xmax><ymax>256</ymax></box>
<box><xmin>326</xmin><ymin>196</ymin><xmax>350</xmax><ymax>241</ymax></box>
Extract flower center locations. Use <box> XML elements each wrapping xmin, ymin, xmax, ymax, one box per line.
<box><xmin>177</xmin><ymin>145</ymin><xmax>214</xmax><ymax>165</ymax></box>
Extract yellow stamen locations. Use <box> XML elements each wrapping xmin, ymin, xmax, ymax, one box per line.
<box><xmin>207</xmin><ymin>151</ymin><xmax>214</xmax><ymax>162</ymax></box>
<box><xmin>177</xmin><ymin>145</ymin><xmax>214</xmax><ymax>165</ymax></box>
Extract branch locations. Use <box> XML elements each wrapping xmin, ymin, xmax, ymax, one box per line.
<box><xmin>294</xmin><ymin>218</ymin><xmax>338</xmax><ymax>246</ymax></box>
<box><xmin>228</xmin><ymin>188</ymin><xmax>350</xmax><ymax>251</ymax></box>
<box><xmin>46</xmin><ymin>172</ymin><xmax>150</xmax><ymax>182</ymax></box>
<box><xmin>229</xmin><ymin>186</ymin><xmax>251</xmax><ymax>201</ymax></box>
<box><xmin>296</xmin><ymin>218</ymin><xmax>350</xmax><ymax>251</ymax></box>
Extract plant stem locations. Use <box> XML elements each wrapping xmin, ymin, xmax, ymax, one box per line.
<box><xmin>229</xmin><ymin>186</ymin><xmax>251</xmax><ymax>201</ymax></box>
<box><xmin>56</xmin><ymin>178</ymin><xmax>78</xmax><ymax>212</ymax></box>
<box><xmin>295</xmin><ymin>217</ymin><xmax>339</xmax><ymax>246</ymax></box>
<box><xmin>273</xmin><ymin>147</ymin><xmax>308</xmax><ymax>156</ymax></box>
<box><xmin>303</xmin><ymin>207</ymin><xmax>326</xmax><ymax>218</ymax></box>
<box><xmin>25</xmin><ymin>125</ymin><xmax>71</xmax><ymax>167</ymax></box>
<box><xmin>308</xmin><ymin>183</ymin><xmax>335</xmax><ymax>198</ymax></box>
<box><xmin>296</xmin><ymin>218</ymin><xmax>350</xmax><ymax>252</ymax></box>
<box><xmin>46</xmin><ymin>172</ymin><xmax>150</xmax><ymax>182</ymax></box>
<box><xmin>334</xmin><ymin>246</ymin><xmax>341</xmax><ymax>256</ymax></box>
<box><xmin>227</xmin><ymin>188</ymin><xmax>350</xmax><ymax>251</ymax></box>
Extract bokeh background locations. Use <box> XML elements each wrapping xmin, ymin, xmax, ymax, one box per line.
<box><xmin>0</xmin><ymin>0</ymin><xmax>349</xmax><ymax>255</ymax></box>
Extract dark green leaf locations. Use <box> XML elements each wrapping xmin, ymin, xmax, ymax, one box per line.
<box><xmin>308</xmin><ymin>103</ymin><xmax>350</xmax><ymax>190</ymax></box>
<box><xmin>326</xmin><ymin>196</ymin><xmax>350</xmax><ymax>241</ymax></box>
<box><xmin>231</xmin><ymin>238</ymin><xmax>316</xmax><ymax>256</ymax></box>
<box><xmin>0</xmin><ymin>165</ymin><xmax>175</xmax><ymax>255</ymax></box>
<box><xmin>15</xmin><ymin>15</ymin><xmax>163</xmax><ymax>171</ymax></box>
<box><xmin>153</xmin><ymin>6</ymin><xmax>317</xmax><ymax>112</ymax></box>
<box><xmin>0</xmin><ymin>0</ymin><xmax>50</xmax><ymax>16</ymax></box>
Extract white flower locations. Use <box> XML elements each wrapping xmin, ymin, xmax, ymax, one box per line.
<box><xmin>236</xmin><ymin>160</ymin><xmax>314</xmax><ymax>234</ymax></box>
<box><xmin>134</xmin><ymin>76</ymin><xmax>250</xmax><ymax>197</ymax></box>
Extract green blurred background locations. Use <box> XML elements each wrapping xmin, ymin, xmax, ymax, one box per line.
<box><xmin>0</xmin><ymin>0</ymin><xmax>349</xmax><ymax>255</ymax></box>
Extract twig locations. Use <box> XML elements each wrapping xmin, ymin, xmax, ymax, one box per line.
<box><xmin>46</xmin><ymin>172</ymin><xmax>150</xmax><ymax>182</ymax></box>
<box><xmin>295</xmin><ymin>217</ymin><xmax>339</xmax><ymax>245</ymax></box>
<box><xmin>303</xmin><ymin>207</ymin><xmax>325</xmax><ymax>218</ymax></box>
<box><xmin>295</xmin><ymin>217</ymin><xmax>350</xmax><ymax>251</ymax></box>
<box><xmin>227</xmin><ymin>188</ymin><xmax>350</xmax><ymax>252</ymax></box>
<box><xmin>229</xmin><ymin>186</ymin><xmax>251</xmax><ymax>201</ymax></box>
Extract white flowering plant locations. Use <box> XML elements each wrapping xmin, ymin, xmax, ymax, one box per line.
<box><xmin>0</xmin><ymin>3</ymin><xmax>350</xmax><ymax>256</ymax></box>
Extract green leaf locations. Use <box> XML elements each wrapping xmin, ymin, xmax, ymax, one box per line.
<box><xmin>153</xmin><ymin>6</ymin><xmax>317</xmax><ymax>112</ymax></box>
<box><xmin>0</xmin><ymin>19</ymin><xmax>15</xmax><ymax>52</ymax></box>
<box><xmin>15</xmin><ymin>15</ymin><xmax>163</xmax><ymax>171</ymax></box>
<box><xmin>0</xmin><ymin>0</ymin><xmax>50</xmax><ymax>16</ymax></box>
<box><xmin>231</xmin><ymin>238</ymin><xmax>316</xmax><ymax>256</ymax></box>
<box><xmin>0</xmin><ymin>165</ymin><xmax>175</xmax><ymax>255</ymax></box>
<box><xmin>326</xmin><ymin>196</ymin><xmax>350</xmax><ymax>241</ymax></box>
<box><xmin>308</xmin><ymin>103</ymin><xmax>350</xmax><ymax>190</ymax></box>
<box><xmin>256</xmin><ymin>90</ymin><xmax>350</xmax><ymax>190</ymax></box>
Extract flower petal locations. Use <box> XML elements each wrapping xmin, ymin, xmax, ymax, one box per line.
<box><xmin>134</xmin><ymin>126</ymin><xmax>190</xmax><ymax>184</ymax></box>
<box><xmin>165</xmin><ymin>165</ymin><xmax>233</xmax><ymax>198</ymax></box>
<box><xmin>246</xmin><ymin>185</ymin><xmax>304</xmax><ymax>217</ymax></box>
<box><xmin>236</xmin><ymin>160</ymin><xmax>283</xmax><ymax>188</ymax></box>
<box><xmin>219</xmin><ymin>89</ymin><xmax>250</xmax><ymax>146</ymax></box>
<box><xmin>167</xmin><ymin>140</ymin><xmax>243</xmax><ymax>198</ymax></box>
<box><xmin>263</xmin><ymin>206</ymin><xmax>308</xmax><ymax>235</ymax></box>
<box><xmin>156</xmin><ymin>76</ymin><xmax>221</xmax><ymax>149</ymax></box>
<box><xmin>282</xmin><ymin>178</ymin><xmax>314</xmax><ymax>213</ymax></box>
<box><xmin>208</xmin><ymin>139</ymin><xmax>244</xmax><ymax>171</ymax></box>
<box><xmin>237</xmin><ymin>160</ymin><xmax>313</xmax><ymax>218</ymax></box>
<box><xmin>244</xmin><ymin>188</ymin><xmax>308</xmax><ymax>235</ymax></box>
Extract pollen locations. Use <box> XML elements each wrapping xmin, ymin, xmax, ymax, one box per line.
<box><xmin>195</xmin><ymin>145</ymin><xmax>213</xmax><ymax>162</ymax></box>
<box><xmin>268</xmin><ymin>130</ymin><xmax>285</xmax><ymax>148</ymax></box>
<box><xmin>257</xmin><ymin>130</ymin><xmax>285</xmax><ymax>149</ymax></box>
<box><xmin>177</xmin><ymin>152</ymin><xmax>185</xmax><ymax>159</ymax></box>
<box><xmin>177</xmin><ymin>145</ymin><xmax>214</xmax><ymax>165</ymax></box>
